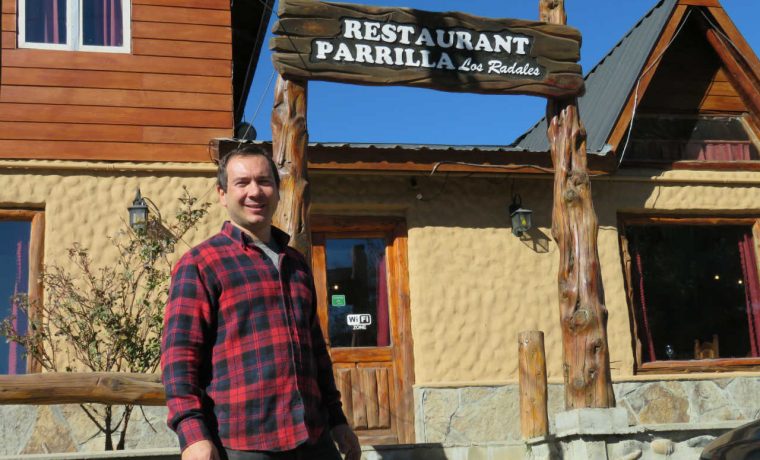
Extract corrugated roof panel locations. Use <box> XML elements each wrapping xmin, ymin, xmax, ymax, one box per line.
<box><xmin>512</xmin><ymin>0</ymin><xmax>678</xmax><ymax>154</ymax></box>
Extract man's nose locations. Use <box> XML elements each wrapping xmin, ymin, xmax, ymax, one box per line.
<box><xmin>246</xmin><ymin>181</ymin><xmax>264</xmax><ymax>197</ymax></box>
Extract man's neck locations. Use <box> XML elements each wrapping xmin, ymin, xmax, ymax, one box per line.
<box><xmin>231</xmin><ymin>221</ymin><xmax>272</xmax><ymax>243</ymax></box>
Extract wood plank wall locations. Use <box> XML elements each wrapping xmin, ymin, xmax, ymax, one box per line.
<box><xmin>0</xmin><ymin>0</ymin><xmax>233</xmax><ymax>162</ymax></box>
<box><xmin>639</xmin><ymin>18</ymin><xmax>747</xmax><ymax>115</ymax></box>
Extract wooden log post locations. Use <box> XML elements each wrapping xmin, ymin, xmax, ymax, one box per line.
<box><xmin>271</xmin><ymin>75</ymin><xmax>312</xmax><ymax>259</ymax></box>
<box><xmin>0</xmin><ymin>373</ymin><xmax>165</xmax><ymax>405</ymax></box>
<box><xmin>518</xmin><ymin>331</ymin><xmax>549</xmax><ymax>439</ymax></box>
<box><xmin>540</xmin><ymin>0</ymin><xmax>615</xmax><ymax>409</ymax></box>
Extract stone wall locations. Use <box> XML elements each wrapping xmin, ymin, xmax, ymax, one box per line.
<box><xmin>2</xmin><ymin>377</ymin><xmax>757</xmax><ymax>455</ymax></box>
<box><xmin>0</xmin><ymin>405</ymin><xmax>176</xmax><ymax>456</ymax></box>
<box><xmin>415</xmin><ymin>376</ymin><xmax>760</xmax><ymax>444</ymax></box>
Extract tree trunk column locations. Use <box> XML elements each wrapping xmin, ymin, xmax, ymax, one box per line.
<box><xmin>540</xmin><ymin>0</ymin><xmax>615</xmax><ymax>409</ymax></box>
<box><xmin>271</xmin><ymin>75</ymin><xmax>312</xmax><ymax>260</ymax></box>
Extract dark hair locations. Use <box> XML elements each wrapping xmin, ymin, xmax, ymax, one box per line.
<box><xmin>217</xmin><ymin>144</ymin><xmax>280</xmax><ymax>191</ymax></box>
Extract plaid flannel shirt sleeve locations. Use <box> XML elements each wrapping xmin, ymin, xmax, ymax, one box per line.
<box><xmin>304</xmin><ymin>261</ymin><xmax>349</xmax><ymax>428</ymax></box>
<box><xmin>161</xmin><ymin>253</ymin><xmax>216</xmax><ymax>451</ymax></box>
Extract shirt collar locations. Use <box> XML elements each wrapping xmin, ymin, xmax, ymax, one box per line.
<box><xmin>221</xmin><ymin>221</ymin><xmax>291</xmax><ymax>251</ymax></box>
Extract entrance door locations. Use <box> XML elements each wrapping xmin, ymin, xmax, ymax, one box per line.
<box><xmin>311</xmin><ymin>217</ymin><xmax>414</xmax><ymax>445</ymax></box>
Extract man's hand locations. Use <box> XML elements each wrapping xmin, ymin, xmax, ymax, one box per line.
<box><xmin>182</xmin><ymin>440</ymin><xmax>220</xmax><ymax>460</ymax></box>
<box><xmin>331</xmin><ymin>424</ymin><xmax>361</xmax><ymax>460</ymax></box>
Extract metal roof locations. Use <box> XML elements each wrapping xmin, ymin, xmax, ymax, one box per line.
<box><xmin>511</xmin><ymin>0</ymin><xmax>678</xmax><ymax>154</ymax></box>
<box><xmin>307</xmin><ymin>142</ymin><xmax>527</xmax><ymax>152</ymax></box>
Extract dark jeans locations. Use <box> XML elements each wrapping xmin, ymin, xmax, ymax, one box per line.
<box><xmin>224</xmin><ymin>431</ymin><xmax>342</xmax><ymax>460</ymax></box>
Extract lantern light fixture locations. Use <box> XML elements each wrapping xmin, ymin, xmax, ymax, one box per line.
<box><xmin>509</xmin><ymin>194</ymin><xmax>532</xmax><ymax>237</ymax></box>
<box><xmin>128</xmin><ymin>188</ymin><xmax>149</xmax><ymax>230</ymax></box>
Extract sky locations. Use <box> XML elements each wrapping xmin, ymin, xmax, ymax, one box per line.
<box><xmin>242</xmin><ymin>0</ymin><xmax>760</xmax><ymax>146</ymax></box>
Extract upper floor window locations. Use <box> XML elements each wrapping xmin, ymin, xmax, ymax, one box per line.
<box><xmin>624</xmin><ymin>115</ymin><xmax>759</xmax><ymax>164</ymax></box>
<box><xmin>20</xmin><ymin>0</ymin><xmax>130</xmax><ymax>52</ymax></box>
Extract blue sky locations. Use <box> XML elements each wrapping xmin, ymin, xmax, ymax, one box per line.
<box><xmin>243</xmin><ymin>0</ymin><xmax>760</xmax><ymax>146</ymax></box>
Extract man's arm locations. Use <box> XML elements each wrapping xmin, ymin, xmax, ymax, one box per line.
<box><xmin>161</xmin><ymin>253</ymin><xmax>216</xmax><ymax>453</ymax></box>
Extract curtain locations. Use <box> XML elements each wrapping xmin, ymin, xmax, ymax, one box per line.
<box><xmin>629</xmin><ymin>141</ymin><xmax>756</xmax><ymax>161</ymax></box>
<box><xmin>633</xmin><ymin>250</ymin><xmax>657</xmax><ymax>362</ymax></box>
<box><xmin>375</xmin><ymin>254</ymin><xmax>390</xmax><ymax>347</ymax></box>
<box><xmin>691</xmin><ymin>142</ymin><xmax>753</xmax><ymax>161</ymax></box>
<box><xmin>738</xmin><ymin>232</ymin><xmax>760</xmax><ymax>357</ymax></box>
<box><xmin>26</xmin><ymin>0</ymin><xmax>64</xmax><ymax>44</ymax></box>
<box><xmin>83</xmin><ymin>0</ymin><xmax>122</xmax><ymax>46</ymax></box>
<box><xmin>8</xmin><ymin>242</ymin><xmax>25</xmax><ymax>375</ymax></box>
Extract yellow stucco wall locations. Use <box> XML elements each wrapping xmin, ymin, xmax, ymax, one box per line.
<box><xmin>3</xmin><ymin>161</ymin><xmax>760</xmax><ymax>386</ymax></box>
<box><xmin>311</xmin><ymin>169</ymin><xmax>760</xmax><ymax>386</ymax></box>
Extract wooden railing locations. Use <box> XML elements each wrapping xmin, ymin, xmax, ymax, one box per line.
<box><xmin>0</xmin><ymin>372</ymin><xmax>165</xmax><ymax>405</ymax></box>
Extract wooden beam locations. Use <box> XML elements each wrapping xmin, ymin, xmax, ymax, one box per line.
<box><xmin>701</xmin><ymin>22</ymin><xmax>760</xmax><ymax>118</ymax></box>
<box><xmin>706</xmin><ymin>6</ymin><xmax>760</xmax><ymax>79</ymax></box>
<box><xmin>28</xmin><ymin>212</ymin><xmax>45</xmax><ymax>374</ymax></box>
<box><xmin>518</xmin><ymin>331</ymin><xmax>549</xmax><ymax>439</ymax></box>
<box><xmin>541</xmin><ymin>0</ymin><xmax>615</xmax><ymax>410</ymax></box>
<box><xmin>0</xmin><ymin>373</ymin><xmax>165</xmax><ymax>405</ymax></box>
<box><xmin>271</xmin><ymin>76</ymin><xmax>312</xmax><ymax>259</ymax></box>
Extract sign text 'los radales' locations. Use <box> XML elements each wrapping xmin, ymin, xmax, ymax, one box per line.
<box><xmin>271</xmin><ymin>0</ymin><xmax>584</xmax><ymax>97</ymax></box>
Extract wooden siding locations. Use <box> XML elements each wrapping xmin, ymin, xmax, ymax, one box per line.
<box><xmin>0</xmin><ymin>0</ymin><xmax>233</xmax><ymax>162</ymax></box>
<box><xmin>638</xmin><ymin>18</ymin><xmax>748</xmax><ymax>115</ymax></box>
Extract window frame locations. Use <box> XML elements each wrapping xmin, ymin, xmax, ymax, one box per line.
<box><xmin>18</xmin><ymin>0</ymin><xmax>131</xmax><ymax>53</ymax></box>
<box><xmin>0</xmin><ymin>209</ymin><xmax>44</xmax><ymax>374</ymax></box>
<box><xmin>618</xmin><ymin>213</ymin><xmax>760</xmax><ymax>374</ymax></box>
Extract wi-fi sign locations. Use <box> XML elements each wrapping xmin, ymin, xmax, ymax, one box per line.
<box><xmin>347</xmin><ymin>314</ymin><xmax>372</xmax><ymax>328</ymax></box>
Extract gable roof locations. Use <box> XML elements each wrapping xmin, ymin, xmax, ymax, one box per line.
<box><xmin>512</xmin><ymin>0</ymin><xmax>678</xmax><ymax>155</ymax></box>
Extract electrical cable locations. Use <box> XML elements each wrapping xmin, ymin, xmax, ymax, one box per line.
<box><xmin>618</xmin><ymin>10</ymin><xmax>693</xmax><ymax>167</ymax></box>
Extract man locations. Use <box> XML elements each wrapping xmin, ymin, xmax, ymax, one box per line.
<box><xmin>162</xmin><ymin>145</ymin><xmax>361</xmax><ymax>460</ymax></box>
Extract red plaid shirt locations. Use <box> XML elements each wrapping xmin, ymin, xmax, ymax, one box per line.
<box><xmin>161</xmin><ymin>222</ymin><xmax>347</xmax><ymax>452</ymax></box>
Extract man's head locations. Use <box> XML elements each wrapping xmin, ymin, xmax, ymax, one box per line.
<box><xmin>216</xmin><ymin>145</ymin><xmax>280</xmax><ymax>241</ymax></box>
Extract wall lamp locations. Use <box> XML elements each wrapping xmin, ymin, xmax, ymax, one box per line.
<box><xmin>128</xmin><ymin>188</ymin><xmax>161</xmax><ymax>230</ymax></box>
<box><xmin>509</xmin><ymin>194</ymin><xmax>533</xmax><ymax>237</ymax></box>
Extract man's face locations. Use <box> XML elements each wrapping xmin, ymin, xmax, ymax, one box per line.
<box><xmin>217</xmin><ymin>154</ymin><xmax>279</xmax><ymax>238</ymax></box>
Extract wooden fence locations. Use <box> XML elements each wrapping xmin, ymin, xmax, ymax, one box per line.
<box><xmin>0</xmin><ymin>372</ymin><xmax>165</xmax><ymax>405</ymax></box>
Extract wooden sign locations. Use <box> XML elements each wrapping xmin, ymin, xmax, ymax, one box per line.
<box><xmin>271</xmin><ymin>0</ymin><xmax>584</xmax><ymax>97</ymax></box>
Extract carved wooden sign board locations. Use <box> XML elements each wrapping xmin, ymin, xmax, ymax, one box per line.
<box><xmin>271</xmin><ymin>0</ymin><xmax>584</xmax><ymax>97</ymax></box>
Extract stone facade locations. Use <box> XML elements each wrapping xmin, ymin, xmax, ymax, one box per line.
<box><xmin>0</xmin><ymin>405</ymin><xmax>177</xmax><ymax>456</ymax></box>
<box><xmin>6</xmin><ymin>377</ymin><xmax>754</xmax><ymax>455</ymax></box>
<box><xmin>415</xmin><ymin>376</ymin><xmax>760</xmax><ymax>444</ymax></box>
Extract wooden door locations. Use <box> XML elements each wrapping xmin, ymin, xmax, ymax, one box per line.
<box><xmin>311</xmin><ymin>217</ymin><xmax>414</xmax><ymax>445</ymax></box>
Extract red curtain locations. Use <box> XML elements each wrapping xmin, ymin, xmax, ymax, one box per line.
<box><xmin>633</xmin><ymin>251</ymin><xmax>657</xmax><ymax>362</ymax></box>
<box><xmin>691</xmin><ymin>142</ymin><xmax>753</xmax><ymax>161</ymax></box>
<box><xmin>102</xmin><ymin>0</ymin><xmax>122</xmax><ymax>46</ymax></box>
<box><xmin>738</xmin><ymin>233</ymin><xmax>760</xmax><ymax>357</ymax></box>
<box><xmin>629</xmin><ymin>141</ymin><xmax>756</xmax><ymax>161</ymax></box>
<box><xmin>84</xmin><ymin>0</ymin><xmax>122</xmax><ymax>46</ymax></box>
<box><xmin>375</xmin><ymin>254</ymin><xmax>390</xmax><ymax>347</ymax></box>
<box><xmin>28</xmin><ymin>0</ymin><xmax>63</xmax><ymax>44</ymax></box>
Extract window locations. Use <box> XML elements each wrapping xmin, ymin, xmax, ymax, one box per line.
<box><xmin>0</xmin><ymin>211</ymin><xmax>44</xmax><ymax>374</ymax></box>
<box><xmin>619</xmin><ymin>216</ymin><xmax>760</xmax><ymax>372</ymax></box>
<box><xmin>623</xmin><ymin>115</ymin><xmax>759</xmax><ymax>164</ymax></box>
<box><xmin>19</xmin><ymin>0</ymin><xmax>130</xmax><ymax>52</ymax></box>
<box><xmin>324</xmin><ymin>237</ymin><xmax>390</xmax><ymax>348</ymax></box>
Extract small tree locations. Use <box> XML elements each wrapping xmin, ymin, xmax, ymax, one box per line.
<box><xmin>1</xmin><ymin>187</ymin><xmax>210</xmax><ymax>450</ymax></box>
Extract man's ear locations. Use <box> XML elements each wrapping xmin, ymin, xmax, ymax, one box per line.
<box><xmin>216</xmin><ymin>185</ymin><xmax>227</xmax><ymax>208</ymax></box>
